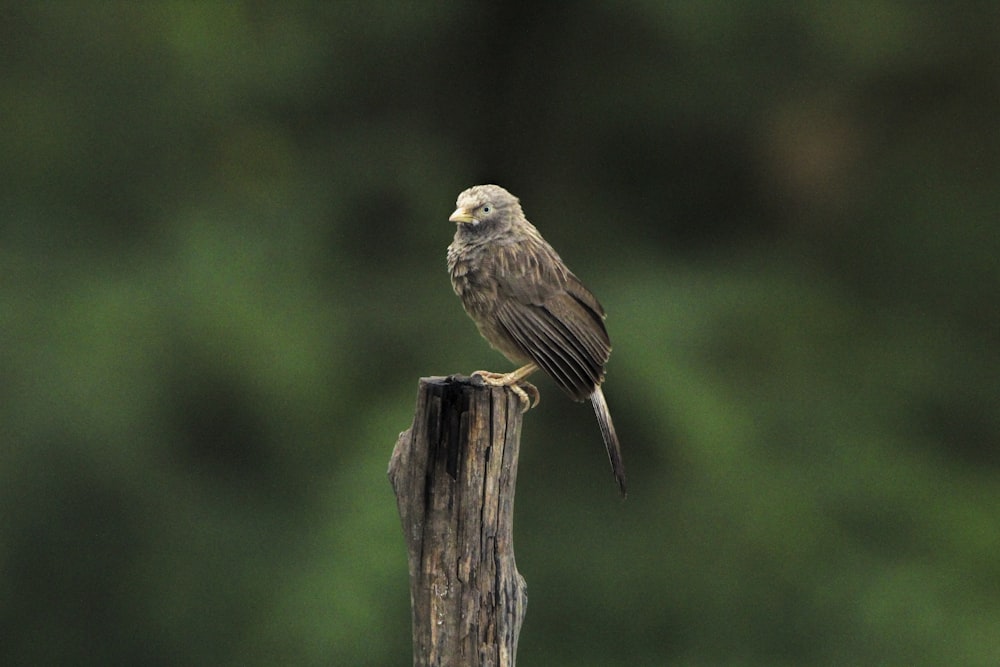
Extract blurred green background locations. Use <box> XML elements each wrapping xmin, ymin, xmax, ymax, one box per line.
<box><xmin>2</xmin><ymin>3</ymin><xmax>999</xmax><ymax>665</ymax></box>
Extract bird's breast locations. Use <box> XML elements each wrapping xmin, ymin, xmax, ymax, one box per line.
<box><xmin>448</xmin><ymin>253</ymin><xmax>497</xmax><ymax>316</ymax></box>
<box><xmin>446</xmin><ymin>239</ymin><xmax>490</xmax><ymax>302</ymax></box>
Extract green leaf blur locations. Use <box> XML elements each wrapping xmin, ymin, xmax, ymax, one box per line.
<box><xmin>1</xmin><ymin>3</ymin><xmax>998</xmax><ymax>666</ymax></box>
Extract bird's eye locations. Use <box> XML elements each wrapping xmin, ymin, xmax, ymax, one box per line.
<box><xmin>482</xmin><ymin>205</ymin><xmax>491</xmax><ymax>213</ymax></box>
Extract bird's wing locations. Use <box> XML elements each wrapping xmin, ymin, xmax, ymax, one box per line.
<box><xmin>491</xmin><ymin>240</ymin><xmax>611</xmax><ymax>401</ymax></box>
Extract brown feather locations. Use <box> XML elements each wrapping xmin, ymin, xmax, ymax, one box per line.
<box><xmin>447</xmin><ymin>184</ymin><xmax>626</xmax><ymax>496</ymax></box>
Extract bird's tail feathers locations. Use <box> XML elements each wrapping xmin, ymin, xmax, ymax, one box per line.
<box><xmin>591</xmin><ymin>385</ymin><xmax>627</xmax><ymax>498</ymax></box>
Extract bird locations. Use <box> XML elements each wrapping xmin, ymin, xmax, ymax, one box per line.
<box><xmin>446</xmin><ymin>184</ymin><xmax>626</xmax><ymax>497</ymax></box>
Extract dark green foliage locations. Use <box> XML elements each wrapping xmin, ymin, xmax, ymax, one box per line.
<box><xmin>1</xmin><ymin>3</ymin><xmax>998</xmax><ymax>665</ymax></box>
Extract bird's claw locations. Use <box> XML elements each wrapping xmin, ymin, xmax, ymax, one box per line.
<box><xmin>511</xmin><ymin>381</ymin><xmax>539</xmax><ymax>413</ymax></box>
<box><xmin>471</xmin><ymin>370</ymin><xmax>540</xmax><ymax>413</ymax></box>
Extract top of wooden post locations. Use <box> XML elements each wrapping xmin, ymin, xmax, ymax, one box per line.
<box><xmin>389</xmin><ymin>376</ymin><xmax>528</xmax><ymax>667</ymax></box>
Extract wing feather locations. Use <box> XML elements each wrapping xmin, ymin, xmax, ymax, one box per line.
<box><xmin>496</xmin><ymin>301</ymin><xmax>594</xmax><ymax>399</ymax></box>
<box><xmin>488</xmin><ymin>235</ymin><xmax>612</xmax><ymax>401</ymax></box>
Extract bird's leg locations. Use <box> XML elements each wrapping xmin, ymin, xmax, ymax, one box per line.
<box><xmin>472</xmin><ymin>362</ymin><xmax>540</xmax><ymax>412</ymax></box>
<box><xmin>473</xmin><ymin>361</ymin><xmax>539</xmax><ymax>385</ymax></box>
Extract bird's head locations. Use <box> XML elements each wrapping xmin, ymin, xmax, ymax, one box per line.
<box><xmin>449</xmin><ymin>184</ymin><xmax>523</xmax><ymax>236</ymax></box>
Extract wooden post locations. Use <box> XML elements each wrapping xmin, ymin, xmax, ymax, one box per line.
<box><xmin>388</xmin><ymin>376</ymin><xmax>528</xmax><ymax>667</ymax></box>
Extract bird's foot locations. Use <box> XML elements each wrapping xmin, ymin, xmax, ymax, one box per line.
<box><xmin>512</xmin><ymin>381</ymin><xmax>539</xmax><ymax>412</ymax></box>
<box><xmin>471</xmin><ymin>370</ymin><xmax>541</xmax><ymax>413</ymax></box>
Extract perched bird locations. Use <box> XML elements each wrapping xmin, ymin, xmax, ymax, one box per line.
<box><xmin>447</xmin><ymin>184</ymin><xmax>626</xmax><ymax>497</ymax></box>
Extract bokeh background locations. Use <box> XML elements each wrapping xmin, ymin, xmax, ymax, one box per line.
<box><xmin>3</xmin><ymin>3</ymin><xmax>999</xmax><ymax>665</ymax></box>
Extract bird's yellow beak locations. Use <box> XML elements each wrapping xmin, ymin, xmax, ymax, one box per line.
<box><xmin>449</xmin><ymin>207</ymin><xmax>476</xmax><ymax>224</ymax></box>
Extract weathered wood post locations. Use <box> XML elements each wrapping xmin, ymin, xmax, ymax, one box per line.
<box><xmin>388</xmin><ymin>376</ymin><xmax>528</xmax><ymax>667</ymax></box>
